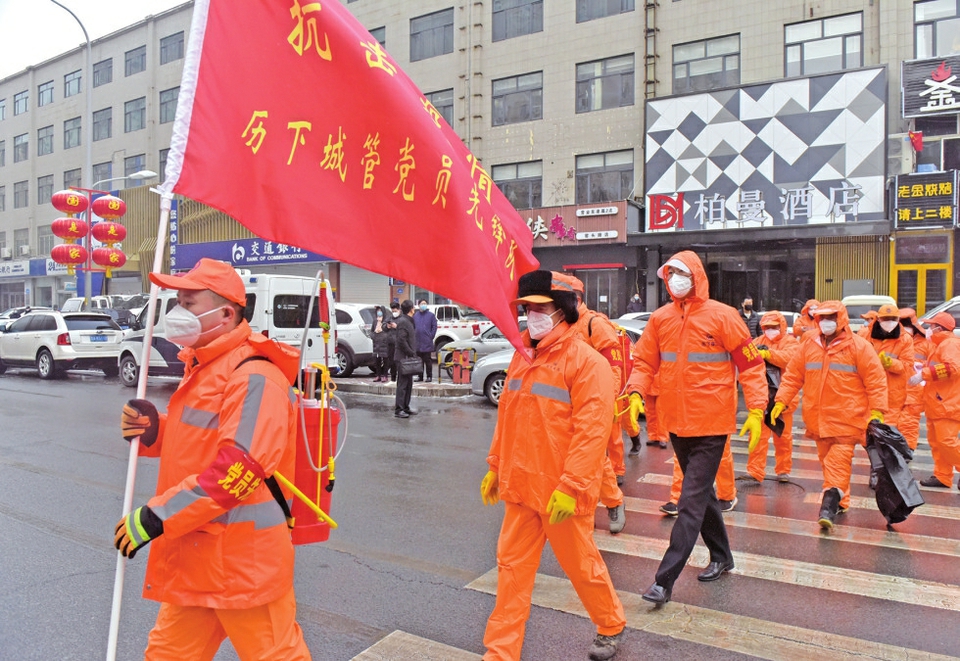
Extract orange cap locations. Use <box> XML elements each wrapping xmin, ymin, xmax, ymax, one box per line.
<box><xmin>877</xmin><ymin>304</ymin><xmax>899</xmax><ymax>319</ymax></box>
<box><xmin>921</xmin><ymin>311</ymin><xmax>957</xmax><ymax>332</ymax></box>
<box><xmin>860</xmin><ymin>310</ymin><xmax>878</xmax><ymax>321</ymax></box>
<box><xmin>149</xmin><ymin>258</ymin><xmax>247</xmax><ymax>306</ymax></box>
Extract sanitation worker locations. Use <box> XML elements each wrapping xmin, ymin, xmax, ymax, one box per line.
<box><xmin>912</xmin><ymin>312</ymin><xmax>960</xmax><ymax>489</ymax></box>
<box><xmin>744</xmin><ymin>311</ymin><xmax>800</xmax><ymax>483</ymax></box>
<box><xmin>772</xmin><ymin>301</ymin><xmax>887</xmax><ymax>529</ymax></box>
<box><xmin>899</xmin><ymin>308</ymin><xmax>933</xmax><ymax>450</ymax></box>
<box><xmin>623</xmin><ymin>251</ymin><xmax>768</xmax><ymax>605</ymax></box>
<box><xmin>480</xmin><ymin>270</ymin><xmax>626</xmax><ymax>661</ymax></box>
<box><xmin>863</xmin><ymin>304</ymin><xmax>914</xmax><ymax>431</ymax></box>
<box><xmin>116</xmin><ymin>258</ymin><xmax>311</xmax><ymax>660</ymax></box>
<box><xmin>793</xmin><ymin>299</ymin><xmax>820</xmax><ymax>336</ymax></box>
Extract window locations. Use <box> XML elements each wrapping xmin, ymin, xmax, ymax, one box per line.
<box><xmin>274</xmin><ymin>295</ymin><xmax>324</xmax><ymax>328</ymax></box>
<box><xmin>124</xmin><ymin>154</ymin><xmax>146</xmax><ymax>183</ymax></box>
<box><xmin>14</xmin><ymin>228</ymin><xmax>29</xmax><ymax>255</ymax></box>
<box><xmin>0</xmin><ymin>98</ymin><xmax>5</xmax><ymax>120</ymax></box>
<box><xmin>410</xmin><ymin>8</ymin><xmax>454</xmax><ymax>61</ymax></box>
<box><xmin>575</xmin><ymin>150</ymin><xmax>633</xmax><ymax>204</ymax></box>
<box><xmin>38</xmin><ymin>81</ymin><xmax>54</xmax><ymax>106</ymax></box>
<box><xmin>493</xmin><ymin>0</ymin><xmax>543</xmax><ymax>41</ymax></box>
<box><xmin>0</xmin><ymin>232</ymin><xmax>5</xmax><ymax>251</ymax></box>
<box><xmin>37</xmin><ymin>175</ymin><xmax>53</xmax><ymax>205</ymax></box>
<box><xmin>93</xmin><ymin>162</ymin><xmax>112</xmax><ymax>186</ymax></box>
<box><xmin>64</xmin><ymin>70</ymin><xmax>81</xmax><ymax>97</ymax></box>
<box><xmin>577</xmin><ymin>0</ymin><xmax>635</xmax><ymax>23</ymax></box>
<box><xmin>38</xmin><ymin>225</ymin><xmax>55</xmax><ymax>255</ymax></box>
<box><xmin>785</xmin><ymin>12</ymin><xmax>862</xmax><ymax>77</ymax></box>
<box><xmin>916</xmin><ymin>0</ymin><xmax>960</xmax><ymax>58</ymax></box>
<box><xmin>576</xmin><ymin>54</ymin><xmax>635</xmax><ymax>113</ymax></box>
<box><xmin>0</xmin><ymin>187</ymin><xmax>4</xmax><ymax>212</ymax></box>
<box><xmin>159</xmin><ymin>148</ymin><xmax>169</xmax><ymax>182</ymax></box>
<box><xmin>673</xmin><ymin>34</ymin><xmax>740</xmax><ymax>93</ymax></box>
<box><xmin>64</xmin><ymin>117</ymin><xmax>81</xmax><ymax>149</ymax></box>
<box><xmin>125</xmin><ymin>45</ymin><xmax>146</xmax><ymax>76</ymax></box>
<box><xmin>37</xmin><ymin>126</ymin><xmax>53</xmax><ymax>156</ymax></box>
<box><xmin>0</xmin><ymin>140</ymin><xmax>4</xmax><ymax>167</ymax></box>
<box><xmin>64</xmin><ymin>168</ymin><xmax>82</xmax><ymax>190</ymax></box>
<box><xmin>492</xmin><ymin>72</ymin><xmax>543</xmax><ymax>126</ymax></box>
<box><xmin>14</xmin><ymin>90</ymin><xmax>28</xmax><ymax>115</ymax></box>
<box><xmin>13</xmin><ymin>134</ymin><xmax>28</xmax><ymax>162</ymax></box>
<box><xmin>160</xmin><ymin>31</ymin><xmax>185</xmax><ymax>64</ymax></box>
<box><xmin>124</xmin><ymin>97</ymin><xmax>146</xmax><ymax>133</ymax></box>
<box><xmin>370</xmin><ymin>26</ymin><xmax>386</xmax><ymax>46</ymax></box>
<box><xmin>93</xmin><ymin>107</ymin><xmax>112</xmax><ymax>141</ymax></box>
<box><xmin>93</xmin><ymin>58</ymin><xmax>113</xmax><ymax>87</ymax></box>
<box><xmin>492</xmin><ymin>161</ymin><xmax>542</xmax><ymax>209</ymax></box>
<box><xmin>14</xmin><ymin>181</ymin><xmax>29</xmax><ymax>209</ymax></box>
<box><xmin>425</xmin><ymin>89</ymin><xmax>454</xmax><ymax>126</ymax></box>
<box><xmin>159</xmin><ymin>87</ymin><xmax>179</xmax><ymax>124</ymax></box>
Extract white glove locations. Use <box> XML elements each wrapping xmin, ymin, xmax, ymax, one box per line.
<box><xmin>908</xmin><ymin>372</ymin><xmax>924</xmax><ymax>387</ymax></box>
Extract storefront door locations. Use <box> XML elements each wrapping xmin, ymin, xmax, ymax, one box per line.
<box><xmin>575</xmin><ymin>268</ymin><xmax>620</xmax><ymax>318</ymax></box>
<box><xmin>890</xmin><ymin>232</ymin><xmax>953</xmax><ymax>315</ymax></box>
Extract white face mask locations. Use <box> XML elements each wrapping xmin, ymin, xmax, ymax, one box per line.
<box><xmin>165</xmin><ymin>305</ymin><xmax>226</xmax><ymax>347</ymax></box>
<box><xmin>763</xmin><ymin>328</ymin><xmax>780</xmax><ymax>340</ymax></box>
<box><xmin>668</xmin><ymin>273</ymin><xmax>693</xmax><ymax>298</ymax></box>
<box><xmin>903</xmin><ymin>325</ymin><xmax>914</xmax><ymax>335</ymax></box>
<box><xmin>879</xmin><ymin>320</ymin><xmax>899</xmax><ymax>333</ymax></box>
<box><xmin>527</xmin><ymin>309</ymin><xmax>562</xmax><ymax>340</ymax></box>
<box><xmin>925</xmin><ymin>326</ymin><xmax>935</xmax><ymax>341</ymax></box>
<box><xmin>819</xmin><ymin>320</ymin><xmax>838</xmax><ymax>336</ymax></box>
<box><xmin>392</xmin><ymin>311</ymin><xmax>400</xmax><ymax>318</ymax></box>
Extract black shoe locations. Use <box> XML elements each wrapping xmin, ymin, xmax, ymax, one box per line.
<box><xmin>659</xmin><ymin>502</ymin><xmax>678</xmax><ymax>516</ymax></box>
<box><xmin>697</xmin><ymin>560</ymin><xmax>734</xmax><ymax>582</ymax></box>
<box><xmin>426</xmin><ymin>377</ymin><xmax>432</xmax><ymax>382</ymax></box>
<box><xmin>394</xmin><ymin>410</ymin><xmax>409</xmax><ymax>419</ymax></box>
<box><xmin>641</xmin><ymin>582</ymin><xmax>671</xmax><ymax>605</ymax></box>
<box><xmin>616</xmin><ymin>474</ymin><xmax>624</xmax><ymax>487</ymax></box>
<box><xmin>645</xmin><ymin>439</ymin><xmax>659</xmax><ymax>446</ymax></box>
<box><xmin>405</xmin><ymin>408</ymin><xmax>418</xmax><ymax>415</ymax></box>
<box><xmin>718</xmin><ymin>497</ymin><xmax>738</xmax><ymax>512</ymax></box>
<box><xmin>818</xmin><ymin>487</ymin><xmax>841</xmax><ymax>529</ymax></box>
<box><xmin>659</xmin><ymin>441</ymin><xmax>668</xmax><ymax>449</ymax></box>
<box><xmin>628</xmin><ymin>437</ymin><xmax>641</xmax><ymax>456</ymax></box>
<box><xmin>588</xmin><ymin>630</ymin><xmax>624</xmax><ymax>661</ymax></box>
<box><xmin>920</xmin><ymin>476</ymin><xmax>949</xmax><ymax>488</ymax></box>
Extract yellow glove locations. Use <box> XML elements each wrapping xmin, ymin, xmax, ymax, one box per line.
<box><xmin>758</xmin><ymin>349</ymin><xmax>772</xmax><ymax>361</ymax></box>
<box><xmin>869</xmin><ymin>410</ymin><xmax>884</xmax><ymax>424</ymax></box>
<box><xmin>480</xmin><ymin>470</ymin><xmax>499</xmax><ymax>506</ymax></box>
<box><xmin>739</xmin><ymin>408</ymin><xmax>764</xmax><ymax>453</ymax></box>
<box><xmin>770</xmin><ymin>402</ymin><xmax>786</xmax><ymax>425</ymax></box>
<box><xmin>878</xmin><ymin>352</ymin><xmax>893</xmax><ymax>370</ymax></box>
<box><xmin>545</xmin><ymin>490</ymin><xmax>576</xmax><ymax>525</ymax></box>
<box><xmin>617</xmin><ymin>393</ymin><xmax>645</xmax><ymax>436</ymax></box>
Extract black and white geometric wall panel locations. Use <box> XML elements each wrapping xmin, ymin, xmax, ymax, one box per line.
<box><xmin>645</xmin><ymin>67</ymin><xmax>887</xmax><ymax>232</ymax></box>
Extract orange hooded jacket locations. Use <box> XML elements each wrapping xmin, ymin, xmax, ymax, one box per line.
<box><xmin>753</xmin><ymin>311</ymin><xmax>800</xmax><ymax>407</ymax></box>
<box><xmin>625</xmin><ymin>251</ymin><xmax>767</xmax><ymax>436</ymax></box>
<box><xmin>138</xmin><ymin>321</ymin><xmax>300</xmax><ymax>609</ymax></box>
<box><xmin>921</xmin><ymin>334</ymin><xmax>960</xmax><ymax>421</ymax></box>
<box><xmin>863</xmin><ymin>318</ymin><xmax>914</xmax><ymax>415</ymax></box>
<box><xmin>574</xmin><ymin>303</ymin><xmax>625</xmax><ymax>391</ymax></box>
<box><xmin>487</xmin><ymin>319</ymin><xmax>614</xmax><ymax>516</ymax></box>
<box><xmin>776</xmin><ymin>302</ymin><xmax>888</xmax><ymax>438</ymax></box>
<box><xmin>794</xmin><ymin>299</ymin><xmax>820</xmax><ymax>336</ymax></box>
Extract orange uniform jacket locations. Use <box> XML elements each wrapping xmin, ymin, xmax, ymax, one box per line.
<box><xmin>487</xmin><ymin>322</ymin><xmax>614</xmax><ymax>516</ymax></box>
<box><xmin>625</xmin><ymin>251</ymin><xmax>768</xmax><ymax>436</ymax></box>
<box><xmin>752</xmin><ymin>313</ymin><xmax>800</xmax><ymax>408</ymax></box>
<box><xmin>574</xmin><ymin>304</ymin><xmax>625</xmax><ymax>391</ymax></box>
<box><xmin>793</xmin><ymin>300</ymin><xmax>819</xmax><ymax>337</ymax></box>
<box><xmin>863</xmin><ymin>321</ymin><xmax>914</xmax><ymax>415</ymax></box>
<box><xmin>776</xmin><ymin>306</ymin><xmax>888</xmax><ymax>438</ymax></box>
<box><xmin>138</xmin><ymin>321</ymin><xmax>300</xmax><ymax>609</ymax></box>
<box><xmin>922</xmin><ymin>335</ymin><xmax>960</xmax><ymax>421</ymax></box>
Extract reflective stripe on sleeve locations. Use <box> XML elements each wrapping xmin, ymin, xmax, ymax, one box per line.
<box><xmin>288</xmin><ymin>387</ymin><xmax>297</xmax><ymax>406</ymax></box>
<box><xmin>224</xmin><ymin>498</ymin><xmax>288</xmax><ymax>530</ymax></box>
<box><xmin>530</xmin><ymin>382</ymin><xmax>572</xmax><ymax>404</ymax></box>
<box><xmin>886</xmin><ymin>353</ymin><xmax>898</xmax><ymax>359</ymax></box>
<box><xmin>687</xmin><ymin>351</ymin><xmax>731</xmax><ymax>363</ymax></box>
<box><xmin>180</xmin><ymin>406</ymin><xmax>220</xmax><ymax>430</ymax></box>
<box><xmin>829</xmin><ymin>363</ymin><xmax>858</xmax><ymax>373</ymax></box>
<box><xmin>235</xmin><ymin>373</ymin><xmax>266</xmax><ymax>453</ymax></box>
<box><xmin>660</xmin><ymin>352</ymin><xmax>677</xmax><ymax>362</ymax></box>
<box><xmin>153</xmin><ymin>485</ymin><xmax>209</xmax><ymax>521</ymax></box>
<box><xmin>507</xmin><ymin>379</ymin><xmax>522</xmax><ymax>391</ymax></box>
<box><xmin>806</xmin><ymin>362</ymin><xmax>823</xmax><ymax>370</ymax></box>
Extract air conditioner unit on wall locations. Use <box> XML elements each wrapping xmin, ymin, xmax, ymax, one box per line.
<box><xmin>19</xmin><ymin>245</ymin><xmax>30</xmax><ymax>256</ymax></box>
<box><xmin>1</xmin><ymin>247</ymin><xmax>11</xmax><ymax>259</ymax></box>
<box><xmin>888</xmin><ymin>133</ymin><xmax>916</xmax><ymax>177</ymax></box>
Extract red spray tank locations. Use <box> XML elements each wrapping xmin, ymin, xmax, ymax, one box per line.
<box><xmin>290</xmin><ymin>387</ymin><xmax>339</xmax><ymax>545</ymax></box>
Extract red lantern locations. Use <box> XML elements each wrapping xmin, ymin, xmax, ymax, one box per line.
<box><xmin>51</xmin><ymin>217</ymin><xmax>89</xmax><ymax>243</ymax></box>
<box><xmin>92</xmin><ymin>247</ymin><xmax>127</xmax><ymax>278</ymax></box>
<box><xmin>92</xmin><ymin>194</ymin><xmax>126</xmax><ymax>220</ymax></box>
<box><xmin>91</xmin><ymin>221</ymin><xmax>127</xmax><ymax>246</ymax></box>
<box><xmin>51</xmin><ymin>243</ymin><xmax>88</xmax><ymax>276</ymax></box>
<box><xmin>51</xmin><ymin>190</ymin><xmax>89</xmax><ymax>216</ymax></box>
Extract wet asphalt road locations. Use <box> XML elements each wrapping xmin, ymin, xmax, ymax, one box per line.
<box><xmin>0</xmin><ymin>366</ymin><xmax>958</xmax><ymax>660</ymax></box>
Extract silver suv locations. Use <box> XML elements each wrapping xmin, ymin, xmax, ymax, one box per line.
<box><xmin>0</xmin><ymin>311</ymin><xmax>123</xmax><ymax>379</ymax></box>
<box><xmin>334</xmin><ymin>303</ymin><xmax>379</xmax><ymax>376</ymax></box>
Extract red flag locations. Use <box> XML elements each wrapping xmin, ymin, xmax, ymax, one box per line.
<box><xmin>164</xmin><ymin>0</ymin><xmax>537</xmax><ymax>350</ymax></box>
<box><xmin>909</xmin><ymin>130</ymin><xmax>923</xmax><ymax>153</ymax></box>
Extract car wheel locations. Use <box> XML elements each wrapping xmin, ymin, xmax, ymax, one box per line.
<box><xmin>335</xmin><ymin>344</ymin><xmax>355</xmax><ymax>377</ymax></box>
<box><xmin>37</xmin><ymin>349</ymin><xmax>58</xmax><ymax>380</ymax></box>
<box><xmin>485</xmin><ymin>371</ymin><xmax>506</xmax><ymax>406</ymax></box>
<box><xmin>434</xmin><ymin>338</ymin><xmax>450</xmax><ymax>355</ymax></box>
<box><xmin>119</xmin><ymin>355</ymin><xmax>139</xmax><ymax>387</ymax></box>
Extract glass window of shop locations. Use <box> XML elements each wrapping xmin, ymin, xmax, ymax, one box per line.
<box><xmin>916</xmin><ymin>0</ymin><xmax>960</xmax><ymax>58</ymax></box>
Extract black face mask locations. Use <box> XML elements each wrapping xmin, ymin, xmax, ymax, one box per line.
<box><xmin>743</xmin><ymin>305</ymin><xmax>753</xmax><ymax>312</ymax></box>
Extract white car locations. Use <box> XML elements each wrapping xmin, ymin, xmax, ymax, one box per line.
<box><xmin>841</xmin><ymin>295</ymin><xmax>897</xmax><ymax>333</ymax></box>
<box><xmin>921</xmin><ymin>296</ymin><xmax>960</xmax><ymax>337</ymax></box>
<box><xmin>333</xmin><ymin>303</ymin><xmax>379</xmax><ymax>376</ymax></box>
<box><xmin>0</xmin><ymin>311</ymin><xmax>123</xmax><ymax>379</ymax></box>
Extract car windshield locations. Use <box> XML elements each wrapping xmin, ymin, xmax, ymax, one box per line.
<box><xmin>358</xmin><ymin>307</ymin><xmax>376</xmax><ymax>325</ymax></box>
<box><xmin>61</xmin><ymin>299</ymin><xmax>84</xmax><ymax>312</ymax></box>
<box><xmin>483</xmin><ymin>326</ymin><xmax>505</xmax><ymax>340</ymax></box>
<box><xmin>845</xmin><ymin>304</ymin><xmax>883</xmax><ymax>319</ymax></box>
<box><xmin>113</xmin><ymin>295</ymin><xmax>148</xmax><ymax>310</ymax></box>
<box><xmin>65</xmin><ymin>315</ymin><xmax>122</xmax><ymax>331</ymax></box>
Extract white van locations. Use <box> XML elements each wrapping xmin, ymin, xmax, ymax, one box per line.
<box><xmin>118</xmin><ymin>290</ymin><xmax>184</xmax><ymax>386</ymax></box>
<box><xmin>841</xmin><ymin>294</ymin><xmax>897</xmax><ymax>333</ymax></box>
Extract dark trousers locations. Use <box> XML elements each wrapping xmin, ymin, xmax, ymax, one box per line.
<box><xmin>394</xmin><ymin>369</ymin><xmax>413</xmax><ymax>412</ymax></box>
<box><xmin>417</xmin><ymin>351</ymin><xmax>433</xmax><ymax>379</ymax></box>
<box><xmin>655</xmin><ymin>433</ymin><xmax>732</xmax><ymax>589</ymax></box>
<box><xmin>386</xmin><ymin>344</ymin><xmax>397</xmax><ymax>380</ymax></box>
<box><xmin>373</xmin><ymin>355</ymin><xmax>389</xmax><ymax>378</ymax></box>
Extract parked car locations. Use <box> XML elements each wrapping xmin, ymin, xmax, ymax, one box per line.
<box><xmin>59</xmin><ymin>296</ymin><xmax>137</xmax><ymax>327</ymax></box>
<box><xmin>0</xmin><ymin>305</ymin><xmax>53</xmax><ymax>320</ymax></box>
<box><xmin>428</xmin><ymin>303</ymin><xmax>494</xmax><ymax>353</ymax></box>
<box><xmin>438</xmin><ymin>318</ymin><xmax>527</xmax><ymax>375</ymax></box>
<box><xmin>613</xmin><ymin>317</ymin><xmax>646</xmax><ymax>342</ymax></box>
<box><xmin>333</xmin><ymin>303</ymin><xmax>378</xmax><ymax>376</ymax></box>
<box><xmin>919</xmin><ymin>296</ymin><xmax>960</xmax><ymax>337</ymax></box>
<box><xmin>617</xmin><ymin>311</ymin><xmax>652</xmax><ymax>322</ymax></box>
<box><xmin>0</xmin><ymin>311</ymin><xmax>123</xmax><ymax>379</ymax></box>
<box><xmin>117</xmin><ymin>290</ymin><xmax>185</xmax><ymax>387</ymax></box>
<box><xmin>841</xmin><ymin>295</ymin><xmax>897</xmax><ymax>333</ymax></box>
<box><xmin>471</xmin><ymin>347</ymin><xmax>514</xmax><ymax>406</ymax></box>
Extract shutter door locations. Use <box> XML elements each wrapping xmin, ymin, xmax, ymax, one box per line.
<box><xmin>338</xmin><ymin>263</ymin><xmax>390</xmax><ymax>303</ymax></box>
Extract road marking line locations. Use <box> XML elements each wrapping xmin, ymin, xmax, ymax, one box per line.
<box><xmin>800</xmin><ymin>493</ymin><xmax>960</xmax><ymax>521</ymax></box>
<box><xmin>595</xmin><ymin>532</ymin><xmax>960</xmax><ymax>612</ymax></box>
<box><xmin>350</xmin><ymin>630</ymin><xmax>481</xmax><ymax>661</ymax></box>
<box><xmin>467</xmin><ymin>570</ymin><xmax>956</xmax><ymax>661</ymax></box>
<box><xmin>620</xmin><ymin>496</ymin><xmax>960</xmax><ymax>557</ymax></box>
<box><xmin>727</xmin><ymin>443</ymin><xmax>934</xmax><ymax>472</ymax></box>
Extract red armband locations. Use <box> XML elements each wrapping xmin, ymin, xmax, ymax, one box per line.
<box><xmin>731</xmin><ymin>338</ymin><xmax>765</xmax><ymax>372</ymax></box>
<box><xmin>197</xmin><ymin>445</ymin><xmax>266</xmax><ymax>509</ymax></box>
<box><xmin>930</xmin><ymin>363</ymin><xmax>954</xmax><ymax>381</ymax></box>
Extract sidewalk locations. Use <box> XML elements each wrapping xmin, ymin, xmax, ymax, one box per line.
<box><xmin>333</xmin><ymin>375</ymin><xmax>473</xmax><ymax>399</ymax></box>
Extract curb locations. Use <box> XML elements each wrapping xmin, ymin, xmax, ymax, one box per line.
<box><xmin>333</xmin><ymin>379</ymin><xmax>474</xmax><ymax>399</ymax></box>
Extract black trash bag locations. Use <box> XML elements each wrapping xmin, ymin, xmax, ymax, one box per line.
<box><xmin>756</xmin><ymin>344</ymin><xmax>786</xmax><ymax>435</ymax></box>
<box><xmin>866</xmin><ymin>421</ymin><xmax>924</xmax><ymax>525</ymax></box>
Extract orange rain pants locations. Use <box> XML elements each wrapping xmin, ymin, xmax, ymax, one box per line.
<box><xmin>746</xmin><ymin>411</ymin><xmax>794</xmax><ymax>481</ymax></box>
<box><xmin>608</xmin><ymin>421</ymin><xmax>626</xmax><ymax>475</ymax></box>
<box><xmin>598</xmin><ymin>455</ymin><xmax>624</xmax><ymax>509</ymax></box>
<box><xmin>646</xmin><ymin>395</ymin><xmax>665</xmax><ymax>443</ymax></box>
<box><xmin>483</xmin><ymin>502</ymin><xmax>626</xmax><ymax>661</ymax></box>
<box><xmin>144</xmin><ymin>588</ymin><xmax>310</xmax><ymax>661</ymax></box>
<box><xmin>668</xmin><ymin>438</ymin><xmax>736</xmax><ymax>503</ymax></box>
<box><xmin>812</xmin><ymin>436</ymin><xmax>858</xmax><ymax>510</ymax></box>
<box><xmin>928</xmin><ymin>419</ymin><xmax>960</xmax><ymax>487</ymax></box>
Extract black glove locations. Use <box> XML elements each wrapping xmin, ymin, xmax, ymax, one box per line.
<box><xmin>114</xmin><ymin>506</ymin><xmax>164</xmax><ymax>559</ymax></box>
<box><xmin>121</xmin><ymin>399</ymin><xmax>159</xmax><ymax>447</ymax></box>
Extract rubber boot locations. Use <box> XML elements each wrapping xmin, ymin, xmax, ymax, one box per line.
<box><xmin>818</xmin><ymin>487</ymin><xmax>841</xmax><ymax>530</ymax></box>
<box><xmin>628</xmin><ymin>436</ymin><xmax>641</xmax><ymax>456</ymax></box>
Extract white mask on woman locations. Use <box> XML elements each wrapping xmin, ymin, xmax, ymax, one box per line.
<box><xmin>763</xmin><ymin>328</ymin><xmax>780</xmax><ymax>340</ymax></box>
<box><xmin>879</xmin><ymin>320</ymin><xmax>899</xmax><ymax>333</ymax></box>
<box><xmin>527</xmin><ymin>309</ymin><xmax>562</xmax><ymax>340</ymax></box>
<box><xmin>165</xmin><ymin>305</ymin><xmax>226</xmax><ymax>347</ymax></box>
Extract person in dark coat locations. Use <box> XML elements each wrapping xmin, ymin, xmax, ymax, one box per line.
<box><xmin>385</xmin><ymin>302</ymin><xmax>400</xmax><ymax>381</ymax></box>
<box><xmin>739</xmin><ymin>297</ymin><xmax>760</xmax><ymax>338</ymax></box>
<box><xmin>626</xmin><ymin>294</ymin><xmax>643</xmax><ymax>314</ymax></box>
<box><xmin>394</xmin><ymin>300</ymin><xmax>418</xmax><ymax>418</ymax></box>
<box><xmin>413</xmin><ymin>299</ymin><xmax>438</xmax><ymax>382</ymax></box>
<box><xmin>371</xmin><ymin>305</ymin><xmax>392</xmax><ymax>382</ymax></box>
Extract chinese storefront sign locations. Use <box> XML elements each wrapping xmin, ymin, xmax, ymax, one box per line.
<box><xmin>523</xmin><ymin>202</ymin><xmax>627</xmax><ymax>246</ymax></box>
<box><xmin>893</xmin><ymin>171</ymin><xmax>958</xmax><ymax>229</ymax></box>
<box><xmin>903</xmin><ymin>55</ymin><xmax>960</xmax><ymax>118</ymax></box>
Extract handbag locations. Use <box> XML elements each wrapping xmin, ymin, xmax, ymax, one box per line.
<box><xmin>399</xmin><ymin>356</ymin><xmax>423</xmax><ymax>376</ymax></box>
